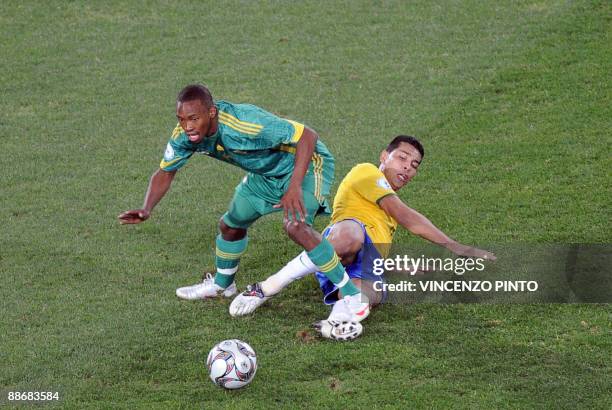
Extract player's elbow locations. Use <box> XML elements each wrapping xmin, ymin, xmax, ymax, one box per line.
<box><xmin>157</xmin><ymin>168</ymin><xmax>176</xmax><ymax>178</ymax></box>
<box><xmin>302</xmin><ymin>127</ymin><xmax>319</xmax><ymax>143</ymax></box>
<box><xmin>153</xmin><ymin>168</ymin><xmax>176</xmax><ymax>184</ymax></box>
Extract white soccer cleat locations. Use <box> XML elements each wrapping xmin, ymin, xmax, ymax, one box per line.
<box><xmin>313</xmin><ymin>320</ymin><xmax>363</xmax><ymax>341</ymax></box>
<box><xmin>229</xmin><ymin>283</ymin><xmax>270</xmax><ymax>317</ymax></box>
<box><xmin>327</xmin><ymin>292</ymin><xmax>370</xmax><ymax>323</ymax></box>
<box><xmin>176</xmin><ymin>273</ymin><xmax>237</xmax><ymax>300</ymax></box>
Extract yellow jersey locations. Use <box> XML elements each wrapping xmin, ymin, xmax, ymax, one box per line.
<box><xmin>331</xmin><ymin>163</ymin><xmax>398</xmax><ymax>246</ymax></box>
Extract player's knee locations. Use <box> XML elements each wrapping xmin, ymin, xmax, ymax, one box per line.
<box><xmin>219</xmin><ymin>218</ymin><xmax>230</xmax><ymax>234</ymax></box>
<box><xmin>327</xmin><ymin>221</ymin><xmax>364</xmax><ymax>258</ymax></box>
<box><xmin>328</xmin><ymin>236</ymin><xmax>362</xmax><ymax>263</ymax></box>
<box><xmin>219</xmin><ymin>218</ymin><xmax>247</xmax><ymax>241</ymax></box>
<box><xmin>333</xmin><ymin>241</ymin><xmax>358</xmax><ymax>259</ymax></box>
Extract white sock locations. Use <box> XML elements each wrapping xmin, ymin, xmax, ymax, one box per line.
<box><xmin>260</xmin><ymin>251</ymin><xmax>318</xmax><ymax>296</ymax></box>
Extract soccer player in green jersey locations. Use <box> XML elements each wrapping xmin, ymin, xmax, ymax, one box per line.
<box><xmin>118</xmin><ymin>84</ymin><xmax>369</xmax><ymax>318</ymax></box>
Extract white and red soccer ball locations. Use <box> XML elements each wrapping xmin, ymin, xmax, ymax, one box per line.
<box><xmin>207</xmin><ymin>339</ymin><xmax>257</xmax><ymax>389</ymax></box>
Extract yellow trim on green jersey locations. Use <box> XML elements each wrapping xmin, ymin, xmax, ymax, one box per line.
<box><xmin>286</xmin><ymin>119</ymin><xmax>305</xmax><ymax>142</ymax></box>
<box><xmin>312</xmin><ymin>153</ymin><xmax>324</xmax><ymax>202</ymax></box>
<box><xmin>160</xmin><ymin>157</ymin><xmax>183</xmax><ymax>169</ymax></box>
<box><xmin>277</xmin><ymin>145</ymin><xmax>297</xmax><ymax>154</ymax></box>
<box><xmin>218</xmin><ymin>111</ymin><xmax>263</xmax><ymax>135</ymax></box>
<box><xmin>171</xmin><ymin>123</ymin><xmax>183</xmax><ymax>140</ymax></box>
<box><xmin>273</xmin><ymin>147</ymin><xmax>323</xmax><ymax>202</ymax></box>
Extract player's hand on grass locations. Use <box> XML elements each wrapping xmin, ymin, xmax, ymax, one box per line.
<box><xmin>118</xmin><ymin>209</ymin><xmax>150</xmax><ymax>224</ymax></box>
<box><xmin>274</xmin><ymin>185</ymin><xmax>306</xmax><ymax>223</ymax></box>
<box><xmin>468</xmin><ymin>247</ymin><xmax>496</xmax><ymax>261</ymax></box>
<box><xmin>449</xmin><ymin>243</ymin><xmax>496</xmax><ymax>261</ymax></box>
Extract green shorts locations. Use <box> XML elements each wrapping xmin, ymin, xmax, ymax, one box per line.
<box><xmin>222</xmin><ymin>163</ymin><xmax>334</xmax><ymax>229</ymax></box>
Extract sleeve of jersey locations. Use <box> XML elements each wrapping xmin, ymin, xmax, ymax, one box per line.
<box><xmin>352</xmin><ymin>166</ymin><xmax>396</xmax><ymax>205</ymax></box>
<box><xmin>159</xmin><ymin>137</ymin><xmax>193</xmax><ymax>172</ymax></box>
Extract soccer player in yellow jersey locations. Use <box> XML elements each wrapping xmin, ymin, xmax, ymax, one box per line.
<box><xmin>230</xmin><ymin>135</ymin><xmax>496</xmax><ymax>340</ymax></box>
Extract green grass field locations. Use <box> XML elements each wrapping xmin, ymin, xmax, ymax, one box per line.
<box><xmin>1</xmin><ymin>0</ymin><xmax>610</xmax><ymax>408</ymax></box>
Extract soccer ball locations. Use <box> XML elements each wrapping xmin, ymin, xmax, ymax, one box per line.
<box><xmin>207</xmin><ymin>339</ymin><xmax>257</xmax><ymax>389</ymax></box>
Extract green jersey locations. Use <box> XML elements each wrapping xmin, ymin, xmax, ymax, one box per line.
<box><xmin>160</xmin><ymin>100</ymin><xmax>334</xmax><ymax>177</ymax></box>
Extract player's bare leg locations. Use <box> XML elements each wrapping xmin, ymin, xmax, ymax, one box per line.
<box><xmin>324</xmin><ymin>220</ymin><xmax>365</xmax><ymax>266</ymax></box>
<box><xmin>219</xmin><ymin>219</ymin><xmax>247</xmax><ymax>242</ymax></box>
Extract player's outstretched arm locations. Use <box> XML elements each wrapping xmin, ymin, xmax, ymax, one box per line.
<box><xmin>379</xmin><ymin>195</ymin><xmax>496</xmax><ymax>260</ymax></box>
<box><xmin>275</xmin><ymin>127</ymin><xmax>318</xmax><ymax>223</ymax></box>
<box><xmin>118</xmin><ymin>169</ymin><xmax>177</xmax><ymax>224</ymax></box>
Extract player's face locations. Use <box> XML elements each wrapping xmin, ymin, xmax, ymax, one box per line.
<box><xmin>176</xmin><ymin>99</ymin><xmax>218</xmax><ymax>144</ymax></box>
<box><xmin>379</xmin><ymin>142</ymin><xmax>422</xmax><ymax>190</ymax></box>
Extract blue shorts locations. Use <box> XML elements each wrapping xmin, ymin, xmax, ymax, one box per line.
<box><xmin>315</xmin><ymin>219</ymin><xmax>387</xmax><ymax>305</ymax></box>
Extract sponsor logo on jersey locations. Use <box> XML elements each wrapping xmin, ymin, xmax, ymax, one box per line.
<box><xmin>377</xmin><ymin>177</ymin><xmax>392</xmax><ymax>190</ymax></box>
<box><xmin>164</xmin><ymin>143</ymin><xmax>175</xmax><ymax>161</ymax></box>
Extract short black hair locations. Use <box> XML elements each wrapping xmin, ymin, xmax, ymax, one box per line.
<box><xmin>385</xmin><ymin>135</ymin><xmax>424</xmax><ymax>159</ymax></box>
<box><xmin>177</xmin><ymin>84</ymin><xmax>214</xmax><ymax>107</ymax></box>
